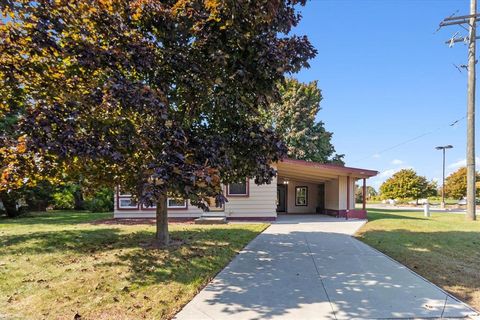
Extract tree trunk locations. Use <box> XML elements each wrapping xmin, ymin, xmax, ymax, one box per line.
<box><xmin>73</xmin><ymin>186</ymin><xmax>85</xmax><ymax>210</ymax></box>
<box><xmin>0</xmin><ymin>192</ymin><xmax>20</xmax><ymax>218</ymax></box>
<box><xmin>155</xmin><ymin>193</ymin><xmax>169</xmax><ymax>246</ymax></box>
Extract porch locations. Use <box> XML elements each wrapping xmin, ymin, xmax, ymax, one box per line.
<box><xmin>276</xmin><ymin>159</ymin><xmax>378</xmax><ymax>219</ymax></box>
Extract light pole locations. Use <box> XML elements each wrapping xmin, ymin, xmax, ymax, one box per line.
<box><xmin>436</xmin><ymin>145</ymin><xmax>453</xmax><ymax>209</ymax></box>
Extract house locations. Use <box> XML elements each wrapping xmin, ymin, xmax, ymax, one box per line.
<box><xmin>114</xmin><ymin>158</ymin><xmax>378</xmax><ymax>220</ymax></box>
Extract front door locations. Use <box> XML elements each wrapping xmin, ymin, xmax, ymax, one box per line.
<box><xmin>277</xmin><ymin>184</ymin><xmax>287</xmax><ymax>212</ymax></box>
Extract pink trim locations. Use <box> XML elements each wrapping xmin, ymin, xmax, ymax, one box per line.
<box><xmin>324</xmin><ymin>209</ymin><xmax>367</xmax><ymax>219</ymax></box>
<box><xmin>226</xmin><ymin>180</ymin><xmax>250</xmax><ymax>197</ymax></box>
<box><xmin>281</xmin><ymin>158</ymin><xmax>378</xmax><ymax>177</ymax></box>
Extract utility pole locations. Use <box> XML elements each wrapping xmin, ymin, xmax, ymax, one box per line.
<box><xmin>435</xmin><ymin>145</ymin><xmax>453</xmax><ymax>209</ymax></box>
<box><xmin>439</xmin><ymin>0</ymin><xmax>478</xmax><ymax>220</ymax></box>
<box><xmin>467</xmin><ymin>0</ymin><xmax>477</xmax><ymax>221</ymax></box>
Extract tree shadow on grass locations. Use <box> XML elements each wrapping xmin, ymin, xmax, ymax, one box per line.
<box><xmin>358</xmin><ymin>228</ymin><xmax>480</xmax><ymax>309</ymax></box>
<box><xmin>0</xmin><ymin>225</ymin><xmax>261</xmax><ymax>287</ymax></box>
<box><xmin>0</xmin><ymin>211</ymin><xmax>112</xmax><ymax>226</ymax></box>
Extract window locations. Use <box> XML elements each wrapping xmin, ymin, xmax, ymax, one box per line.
<box><xmin>167</xmin><ymin>198</ymin><xmax>187</xmax><ymax>209</ymax></box>
<box><xmin>141</xmin><ymin>198</ymin><xmax>187</xmax><ymax>210</ymax></box>
<box><xmin>227</xmin><ymin>181</ymin><xmax>249</xmax><ymax>196</ymax></box>
<box><xmin>295</xmin><ymin>186</ymin><xmax>308</xmax><ymax>206</ymax></box>
<box><xmin>118</xmin><ymin>197</ymin><xmax>138</xmax><ymax>209</ymax></box>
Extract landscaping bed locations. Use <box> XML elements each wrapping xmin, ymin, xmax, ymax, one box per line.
<box><xmin>0</xmin><ymin>211</ymin><xmax>267</xmax><ymax>319</ymax></box>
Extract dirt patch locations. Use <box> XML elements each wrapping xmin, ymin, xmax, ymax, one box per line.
<box><xmin>91</xmin><ymin>218</ymin><xmax>195</xmax><ymax>225</ymax></box>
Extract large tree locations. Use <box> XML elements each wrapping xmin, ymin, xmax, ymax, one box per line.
<box><xmin>355</xmin><ymin>185</ymin><xmax>377</xmax><ymax>203</ymax></box>
<box><xmin>444</xmin><ymin>167</ymin><xmax>480</xmax><ymax>200</ymax></box>
<box><xmin>380</xmin><ymin>169</ymin><xmax>437</xmax><ymax>203</ymax></box>
<box><xmin>263</xmin><ymin>78</ymin><xmax>344</xmax><ymax>164</ymax></box>
<box><xmin>0</xmin><ymin>1</ymin><xmax>315</xmax><ymax>245</ymax></box>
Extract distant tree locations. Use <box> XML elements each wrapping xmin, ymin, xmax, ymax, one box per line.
<box><xmin>380</xmin><ymin>169</ymin><xmax>437</xmax><ymax>203</ymax></box>
<box><xmin>263</xmin><ymin>78</ymin><xmax>344</xmax><ymax>164</ymax></box>
<box><xmin>444</xmin><ymin>167</ymin><xmax>480</xmax><ymax>199</ymax></box>
<box><xmin>1</xmin><ymin>1</ymin><xmax>315</xmax><ymax>245</ymax></box>
<box><xmin>355</xmin><ymin>185</ymin><xmax>377</xmax><ymax>203</ymax></box>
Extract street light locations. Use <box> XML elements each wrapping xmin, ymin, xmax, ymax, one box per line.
<box><xmin>435</xmin><ymin>145</ymin><xmax>454</xmax><ymax>209</ymax></box>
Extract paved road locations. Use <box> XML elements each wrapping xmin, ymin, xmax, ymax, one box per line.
<box><xmin>175</xmin><ymin>215</ymin><xmax>477</xmax><ymax>319</ymax></box>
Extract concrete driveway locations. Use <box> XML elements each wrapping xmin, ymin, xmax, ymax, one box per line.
<box><xmin>175</xmin><ymin>215</ymin><xmax>477</xmax><ymax>319</ymax></box>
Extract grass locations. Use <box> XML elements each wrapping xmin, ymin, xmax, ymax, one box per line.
<box><xmin>356</xmin><ymin>209</ymin><xmax>480</xmax><ymax>311</ymax></box>
<box><xmin>0</xmin><ymin>211</ymin><xmax>268</xmax><ymax>320</ymax></box>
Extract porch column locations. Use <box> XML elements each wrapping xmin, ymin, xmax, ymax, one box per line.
<box><xmin>362</xmin><ymin>178</ymin><xmax>367</xmax><ymax>210</ymax></box>
<box><xmin>346</xmin><ymin>176</ymin><xmax>350</xmax><ymax>216</ymax></box>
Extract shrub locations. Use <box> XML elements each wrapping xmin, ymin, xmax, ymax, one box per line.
<box><xmin>52</xmin><ymin>188</ymin><xmax>75</xmax><ymax>210</ymax></box>
<box><xmin>85</xmin><ymin>187</ymin><xmax>113</xmax><ymax>212</ymax></box>
<box><xmin>24</xmin><ymin>181</ymin><xmax>55</xmax><ymax>211</ymax></box>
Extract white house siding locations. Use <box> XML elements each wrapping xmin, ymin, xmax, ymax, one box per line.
<box><xmin>336</xmin><ymin>176</ymin><xmax>356</xmax><ymax>210</ymax></box>
<box><xmin>324</xmin><ymin>179</ymin><xmax>339</xmax><ymax>210</ymax></box>
<box><xmin>114</xmin><ymin>195</ymin><xmax>204</xmax><ymax>219</ymax></box>
<box><xmin>285</xmin><ymin>180</ymin><xmax>319</xmax><ymax>214</ymax></box>
<box><xmin>348</xmin><ymin>178</ymin><xmax>356</xmax><ymax>209</ymax></box>
<box><xmin>339</xmin><ymin>176</ymin><xmax>348</xmax><ymax>210</ymax></box>
<box><xmin>224</xmin><ymin>176</ymin><xmax>277</xmax><ymax>219</ymax></box>
<box><xmin>114</xmin><ymin>177</ymin><xmax>277</xmax><ymax>219</ymax></box>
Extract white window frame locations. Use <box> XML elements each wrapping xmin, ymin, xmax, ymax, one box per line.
<box><xmin>118</xmin><ymin>197</ymin><xmax>138</xmax><ymax>209</ymax></box>
<box><xmin>227</xmin><ymin>180</ymin><xmax>249</xmax><ymax>197</ymax></box>
<box><xmin>295</xmin><ymin>186</ymin><xmax>308</xmax><ymax>206</ymax></box>
<box><xmin>167</xmin><ymin>198</ymin><xmax>188</xmax><ymax>209</ymax></box>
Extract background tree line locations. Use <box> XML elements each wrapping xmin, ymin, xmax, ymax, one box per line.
<box><xmin>378</xmin><ymin>167</ymin><xmax>480</xmax><ymax>203</ymax></box>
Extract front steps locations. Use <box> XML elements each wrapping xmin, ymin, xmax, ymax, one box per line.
<box><xmin>194</xmin><ymin>213</ymin><xmax>227</xmax><ymax>224</ymax></box>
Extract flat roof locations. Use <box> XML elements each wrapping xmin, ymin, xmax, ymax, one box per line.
<box><xmin>278</xmin><ymin>158</ymin><xmax>378</xmax><ymax>181</ymax></box>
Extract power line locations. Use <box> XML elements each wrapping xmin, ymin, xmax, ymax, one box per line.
<box><xmin>351</xmin><ymin>115</ymin><xmax>466</xmax><ymax>164</ymax></box>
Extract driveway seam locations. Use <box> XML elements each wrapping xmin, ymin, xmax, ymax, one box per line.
<box><xmin>440</xmin><ymin>295</ymin><xmax>448</xmax><ymax>318</ymax></box>
<box><xmin>303</xmin><ymin>233</ymin><xmax>338</xmax><ymax>320</ymax></box>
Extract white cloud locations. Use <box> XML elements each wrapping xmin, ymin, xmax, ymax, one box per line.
<box><xmin>372</xmin><ymin>153</ymin><xmax>381</xmax><ymax>159</ymax></box>
<box><xmin>379</xmin><ymin>166</ymin><xmax>414</xmax><ymax>178</ymax></box>
<box><xmin>448</xmin><ymin>157</ymin><xmax>480</xmax><ymax>170</ymax></box>
<box><xmin>448</xmin><ymin>158</ymin><xmax>466</xmax><ymax>169</ymax></box>
<box><xmin>391</xmin><ymin>159</ymin><xmax>403</xmax><ymax>165</ymax></box>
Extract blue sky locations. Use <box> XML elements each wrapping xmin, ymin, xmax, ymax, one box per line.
<box><xmin>293</xmin><ymin>0</ymin><xmax>477</xmax><ymax>189</ymax></box>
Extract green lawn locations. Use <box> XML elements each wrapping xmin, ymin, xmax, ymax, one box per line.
<box><xmin>356</xmin><ymin>209</ymin><xmax>480</xmax><ymax>311</ymax></box>
<box><xmin>0</xmin><ymin>211</ymin><xmax>267</xmax><ymax>320</ymax></box>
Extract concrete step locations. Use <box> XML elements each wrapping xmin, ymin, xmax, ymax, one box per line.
<box><xmin>194</xmin><ymin>217</ymin><xmax>227</xmax><ymax>224</ymax></box>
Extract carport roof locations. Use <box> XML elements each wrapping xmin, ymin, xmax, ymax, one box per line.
<box><xmin>277</xmin><ymin>158</ymin><xmax>378</xmax><ymax>182</ymax></box>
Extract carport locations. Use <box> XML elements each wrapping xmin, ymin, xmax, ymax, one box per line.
<box><xmin>276</xmin><ymin>159</ymin><xmax>378</xmax><ymax>219</ymax></box>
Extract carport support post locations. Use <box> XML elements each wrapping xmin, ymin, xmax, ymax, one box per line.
<box><xmin>346</xmin><ymin>176</ymin><xmax>350</xmax><ymax>220</ymax></box>
<box><xmin>362</xmin><ymin>178</ymin><xmax>367</xmax><ymax>210</ymax></box>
